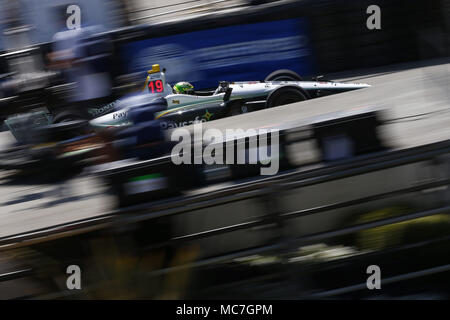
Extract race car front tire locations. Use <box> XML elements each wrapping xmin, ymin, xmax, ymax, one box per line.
<box><xmin>266</xmin><ymin>87</ymin><xmax>308</xmax><ymax>109</ymax></box>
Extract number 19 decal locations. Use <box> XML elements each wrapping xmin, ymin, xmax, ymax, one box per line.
<box><xmin>149</xmin><ymin>80</ymin><xmax>164</xmax><ymax>93</ymax></box>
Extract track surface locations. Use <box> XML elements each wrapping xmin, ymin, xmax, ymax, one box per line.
<box><xmin>0</xmin><ymin>58</ymin><xmax>449</xmax><ymax>239</ymax></box>
<box><xmin>198</xmin><ymin>58</ymin><xmax>450</xmax><ymax>149</ymax></box>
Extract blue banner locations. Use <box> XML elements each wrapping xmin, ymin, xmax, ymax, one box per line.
<box><xmin>121</xmin><ymin>18</ymin><xmax>315</xmax><ymax>89</ymax></box>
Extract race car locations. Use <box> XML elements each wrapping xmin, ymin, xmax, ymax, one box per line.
<box><xmin>89</xmin><ymin>64</ymin><xmax>370</xmax><ymax>129</ymax></box>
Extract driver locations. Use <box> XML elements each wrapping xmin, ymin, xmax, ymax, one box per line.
<box><xmin>173</xmin><ymin>82</ymin><xmax>195</xmax><ymax>95</ymax></box>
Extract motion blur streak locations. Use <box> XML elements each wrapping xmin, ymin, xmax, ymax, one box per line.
<box><xmin>0</xmin><ymin>0</ymin><xmax>449</xmax><ymax>300</ymax></box>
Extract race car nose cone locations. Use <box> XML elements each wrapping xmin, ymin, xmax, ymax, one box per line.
<box><xmin>90</xmin><ymin>110</ymin><xmax>133</xmax><ymax>129</ymax></box>
<box><xmin>89</xmin><ymin>116</ymin><xmax>106</xmax><ymax>128</ymax></box>
<box><xmin>89</xmin><ymin>113</ymin><xmax>118</xmax><ymax>129</ymax></box>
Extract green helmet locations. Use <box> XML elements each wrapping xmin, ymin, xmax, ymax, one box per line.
<box><xmin>173</xmin><ymin>82</ymin><xmax>194</xmax><ymax>94</ymax></box>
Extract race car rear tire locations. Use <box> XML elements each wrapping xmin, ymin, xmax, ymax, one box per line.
<box><xmin>53</xmin><ymin>110</ymin><xmax>86</xmax><ymax>123</ymax></box>
<box><xmin>266</xmin><ymin>87</ymin><xmax>308</xmax><ymax>109</ymax></box>
<box><xmin>265</xmin><ymin>69</ymin><xmax>303</xmax><ymax>81</ymax></box>
<box><xmin>227</xmin><ymin>101</ymin><xmax>252</xmax><ymax>116</ymax></box>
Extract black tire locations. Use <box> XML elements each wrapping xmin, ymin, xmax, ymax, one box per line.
<box><xmin>226</xmin><ymin>101</ymin><xmax>252</xmax><ymax>116</ymax></box>
<box><xmin>53</xmin><ymin>110</ymin><xmax>86</xmax><ymax>123</ymax></box>
<box><xmin>266</xmin><ymin>87</ymin><xmax>307</xmax><ymax>109</ymax></box>
<box><xmin>265</xmin><ymin>69</ymin><xmax>303</xmax><ymax>81</ymax></box>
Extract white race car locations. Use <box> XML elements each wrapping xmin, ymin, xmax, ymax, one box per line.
<box><xmin>90</xmin><ymin>64</ymin><xmax>370</xmax><ymax>128</ymax></box>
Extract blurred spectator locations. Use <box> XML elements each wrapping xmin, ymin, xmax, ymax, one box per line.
<box><xmin>1</xmin><ymin>0</ymin><xmax>22</xmax><ymax>30</ymax></box>
<box><xmin>47</xmin><ymin>5</ymin><xmax>112</xmax><ymax>106</ymax></box>
<box><xmin>1</xmin><ymin>0</ymin><xmax>30</xmax><ymax>50</ymax></box>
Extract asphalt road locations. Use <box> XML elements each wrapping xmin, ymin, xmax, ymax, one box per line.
<box><xmin>0</xmin><ymin>57</ymin><xmax>449</xmax><ymax>239</ymax></box>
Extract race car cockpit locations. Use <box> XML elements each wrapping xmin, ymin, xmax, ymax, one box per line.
<box><xmin>142</xmin><ymin>64</ymin><xmax>226</xmax><ymax>97</ymax></box>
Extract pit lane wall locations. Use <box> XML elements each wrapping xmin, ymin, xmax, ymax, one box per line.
<box><xmin>119</xmin><ymin>18</ymin><xmax>314</xmax><ymax>89</ymax></box>
<box><xmin>108</xmin><ymin>0</ymin><xmax>449</xmax><ymax>88</ymax></box>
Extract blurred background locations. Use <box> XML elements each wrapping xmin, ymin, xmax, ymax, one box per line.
<box><xmin>0</xmin><ymin>0</ymin><xmax>449</xmax><ymax>299</ymax></box>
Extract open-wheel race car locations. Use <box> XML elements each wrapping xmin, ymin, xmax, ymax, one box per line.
<box><xmin>89</xmin><ymin>64</ymin><xmax>370</xmax><ymax>129</ymax></box>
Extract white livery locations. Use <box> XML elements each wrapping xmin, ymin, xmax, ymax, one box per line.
<box><xmin>90</xmin><ymin>64</ymin><xmax>371</xmax><ymax>128</ymax></box>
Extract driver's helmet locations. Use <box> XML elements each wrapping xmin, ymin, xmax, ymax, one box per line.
<box><xmin>173</xmin><ymin>82</ymin><xmax>194</xmax><ymax>95</ymax></box>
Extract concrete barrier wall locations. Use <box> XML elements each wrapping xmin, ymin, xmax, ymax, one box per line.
<box><xmin>108</xmin><ymin>0</ymin><xmax>450</xmax><ymax>78</ymax></box>
<box><xmin>169</xmin><ymin>158</ymin><xmax>450</xmax><ymax>259</ymax></box>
